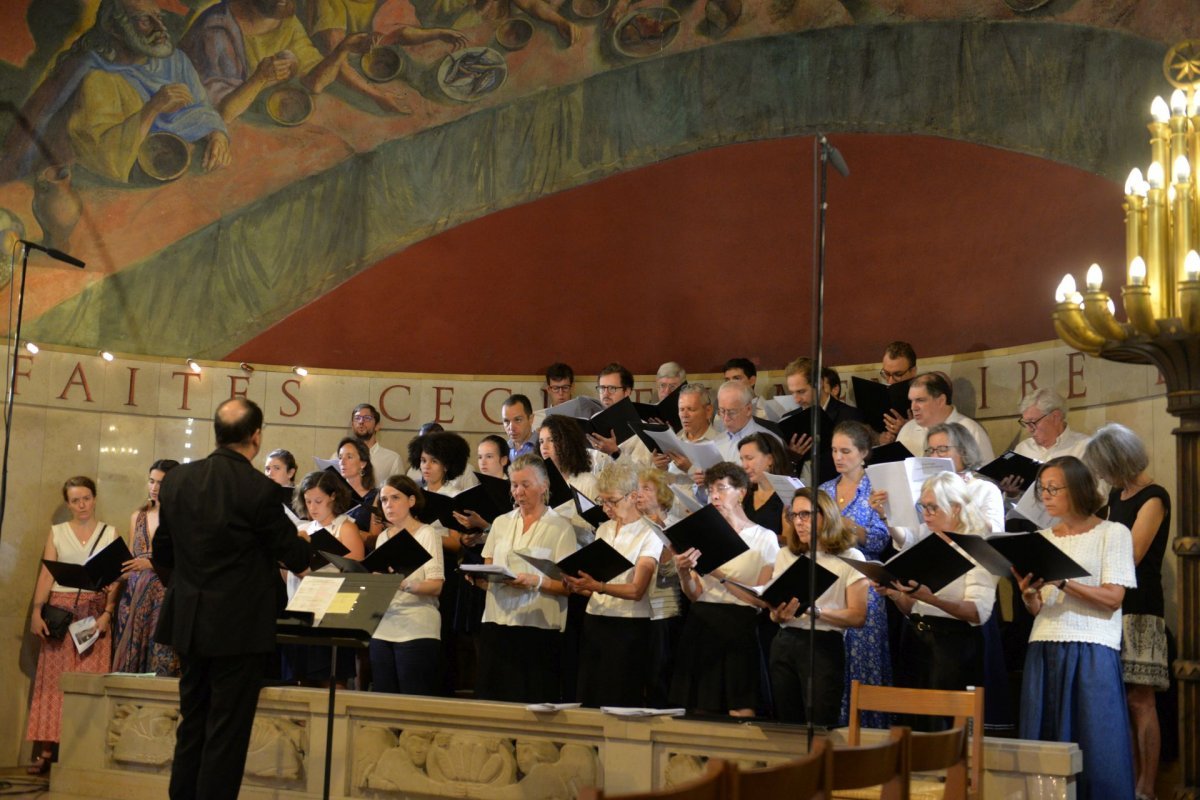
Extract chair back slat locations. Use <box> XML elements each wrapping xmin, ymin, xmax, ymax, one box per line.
<box><xmin>831</xmin><ymin>726</ymin><xmax>911</xmax><ymax>800</ymax></box>
<box><xmin>737</xmin><ymin>737</ymin><xmax>831</xmax><ymax>799</ymax></box>
<box><xmin>578</xmin><ymin>757</ymin><xmax>736</xmax><ymax>800</ymax></box>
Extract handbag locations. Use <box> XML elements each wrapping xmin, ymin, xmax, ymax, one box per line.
<box><xmin>41</xmin><ymin>604</ymin><xmax>73</xmax><ymax>640</ymax></box>
<box><xmin>40</xmin><ymin>524</ymin><xmax>110</xmax><ymax>641</ymax></box>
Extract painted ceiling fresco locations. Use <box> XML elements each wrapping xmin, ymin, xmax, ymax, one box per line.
<box><xmin>0</xmin><ymin>0</ymin><xmax>1194</xmax><ymax>367</ymax></box>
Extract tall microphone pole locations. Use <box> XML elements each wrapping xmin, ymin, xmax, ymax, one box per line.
<box><xmin>805</xmin><ymin>133</ymin><xmax>847</xmax><ymax>749</ymax></box>
<box><xmin>0</xmin><ymin>241</ymin><xmax>86</xmax><ymax>540</ymax></box>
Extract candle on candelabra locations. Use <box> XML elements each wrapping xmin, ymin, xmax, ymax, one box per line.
<box><xmin>1124</xmin><ymin>168</ymin><xmax>1147</xmax><ymax>270</ymax></box>
<box><xmin>1174</xmin><ymin>157</ymin><xmax>1194</xmax><ymax>288</ymax></box>
<box><xmin>1145</xmin><ymin>161</ymin><xmax>1172</xmax><ymax>316</ymax></box>
<box><xmin>1150</xmin><ymin>96</ymin><xmax>1170</xmax><ymax>172</ymax></box>
<box><xmin>1170</xmin><ymin>90</ymin><xmax>1192</xmax><ymax>174</ymax></box>
<box><xmin>1182</xmin><ymin>250</ymin><xmax>1200</xmax><ymax>333</ymax></box>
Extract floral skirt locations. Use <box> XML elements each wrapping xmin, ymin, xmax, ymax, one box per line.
<box><xmin>27</xmin><ymin>591</ymin><xmax>112</xmax><ymax>742</ymax></box>
<box><xmin>1121</xmin><ymin>613</ymin><xmax>1169</xmax><ymax>691</ymax></box>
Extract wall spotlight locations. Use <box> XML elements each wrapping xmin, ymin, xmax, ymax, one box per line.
<box><xmin>23</xmin><ymin>341</ymin><xmax>38</xmax><ymax>354</ymax></box>
<box><xmin>187</xmin><ymin>358</ymin><xmax>202</xmax><ymax>373</ymax></box>
<box><xmin>292</xmin><ymin>366</ymin><xmax>309</xmax><ymax>377</ymax></box>
<box><xmin>99</xmin><ymin>350</ymin><xmax>115</xmax><ymax>362</ymax></box>
<box><xmin>239</xmin><ymin>362</ymin><xmax>255</xmax><ymax>373</ymax></box>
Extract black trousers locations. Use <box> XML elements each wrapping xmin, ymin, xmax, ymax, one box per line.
<box><xmin>476</xmin><ymin>622</ymin><xmax>562</xmax><ymax>703</ymax></box>
<box><xmin>769</xmin><ymin>627</ymin><xmax>845</xmax><ymax>726</ymax></box>
<box><xmin>895</xmin><ymin>614</ymin><xmax>983</xmax><ymax>731</ymax></box>
<box><xmin>170</xmin><ymin>652</ymin><xmax>268</xmax><ymax>800</ymax></box>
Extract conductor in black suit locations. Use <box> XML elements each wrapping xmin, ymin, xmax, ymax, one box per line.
<box><xmin>154</xmin><ymin>398</ymin><xmax>310</xmax><ymax>800</ymax></box>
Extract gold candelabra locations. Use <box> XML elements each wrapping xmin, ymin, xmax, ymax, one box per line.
<box><xmin>1051</xmin><ymin>41</ymin><xmax>1200</xmax><ymax>799</ymax></box>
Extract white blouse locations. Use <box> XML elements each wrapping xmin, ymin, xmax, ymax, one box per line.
<box><xmin>696</xmin><ymin>523</ymin><xmax>780</xmax><ymax>607</ymax></box>
<box><xmin>49</xmin><ymin>521</ymin><xmax>118</xmax><ymax>593</ymax></box>
<box><xmin>586</xmin><ymin>517</ymin><xmax>664</xmax><ymax>619</ymax></box>
<box><xmin>1029</xmin><ymin>521</ymin><xmax>1136</xmax><ymax>651</ymax></box>
<box><xmin>372</xmin><ymin>524</ymin><xmax>444</xmax><ymax>643</ymax></box>
<box><xmin>776</xmin><ymin>547</ymin><xmax>865</xmax><ymax>633</ymax></box>
<box><xmin>481</xmin><ymin>508</ymin><xmax>577</xmax><ymax>631</ymax></box>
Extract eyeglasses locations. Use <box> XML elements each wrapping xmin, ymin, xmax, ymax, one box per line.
<box><xmin>352</xmin><ymin>414</ymin><xmax>375</xmax><ymax>423</ymax></box>
<box><xmin>1036</xmin><ymin>483</ymin><xmax>1066</xmax><ymax>497</ymax></box>
<box><xmin>547</xmin><ymin>384</ymin><xmax>573</xmax><ymax>394</ymax></box>
<box><xmin>785</xmin><ymin>510</ymin><xmax>814</xmax><ymax>523</ymax></box>
<box><xmin>924</xmin><ymin>445</ymin><xmax>955</xmax><ymax>457</ymax></box>
<box><xmin>595</xmin><ymin>385</ymin><xmax>624</xmax><ymax>394</ymax></box>
<box><xmin>596</xmin><ymin>492</ymin><xmax>632</xmax><ymax>509</ymax></box>
<box><xmin>1019</xmin><ymin>413</ymin><xmax>1050</xmax><ymax>431</ymax></box>
<box><xmin>879</xmin><ymin>368</ymin><xmax>912</xmax><ymax>381</ymax></box>
<box><xmin>709</xmin><ymin>482</ymin><xmax>740</xmax><ymax>494</ymax></box>
<box><xmin>716</xmin><ymin>406</ymin><xmax>748</xmax><ymax>418</ymax></box>
<box><xmin>916</xmin><ymin>502</ymin><xmax>941</xmax><ymax>515</ymax></box>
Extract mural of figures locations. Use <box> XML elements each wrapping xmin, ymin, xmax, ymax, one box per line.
<box><xmin>0</xmin><ymin>0</ymin><xmax>1195</xmax><ymax>370</ymax></box>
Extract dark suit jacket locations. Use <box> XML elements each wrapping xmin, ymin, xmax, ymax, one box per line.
<box><xmin>154</xmin><ymin>447</ymin><xmax>310</xmax><ymax>657</ymax></box>
<box><xmin>824</xmin><ymin>397</ymin><xmax>866</xmax><ymax>427</ymax></box>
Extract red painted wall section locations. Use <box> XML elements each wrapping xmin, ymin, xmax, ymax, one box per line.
<box><xmin>227</xmin><ymin>134</ymin><xmax>1124</xmax><ymax>374</ymax></box>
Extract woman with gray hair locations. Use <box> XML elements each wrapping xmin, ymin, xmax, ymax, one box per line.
<box><xmin>874</xmin><ymin>472</ymin><xmax>997</xmax><ymax>715</ymax></box>
<box><xmin>1084</xmin><ymin>424</ymin><xmax>1170</xmax><ymax>800</ymax></box>
<box><xmin>473</xmin><ymin>455</ymin><xmax>576</xmax><ymax>702</ymax></box>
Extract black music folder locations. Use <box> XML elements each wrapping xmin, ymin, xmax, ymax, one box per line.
<box><xmin>578</xmin><ymin>397</ymin><xmax>644</xmax><ymax>441</ymax></box>
<box><xmin>838</xmin><ymin>533</ymin><xmax>973</xmax><ymax>594</ymax></box>
<box><xmin>777</xmin><ymin>405</ymin><xmax>835</xmax><ymax>444</ymax></box>
<box><xmin>868</xmin><ymin>441</ymin><xmax>914</xmax><ymax>465</ymax></box>
<box><xmin>415</xmin><ymin>490</ymin><xmax>473</xmax><ymax>532</ymax></box>
<box><xmin>544</xmin><ymin>459</ymin><xmax>577</xmax><ymax>510</ymax></box>
<box><xmin>946</xmin><ymin>532</ymin><xmax>1090</xmax><ymax>583</ymax></box>
<box><xmin>448</xmin><ymin>472</ymin><xmax>513</xmax><ymax>527</ymax></box>
<box><xmin>724</xmin><ymin>554</ymin><xmax>839</xmax><ymax>608</ymax></box>
<box><xmin>320</xmin><ymin>528</ymin><xmax>432</xmax><ymax>575</ymax></box>
<box><xmin>633</xmin><ymin>383</ymin><xmax>684</xmax><ymax>432</ymax></box>
<box><xmin>852</xmin><ymin>377</ymin><xmax>913</xmax><ymax>434</ymax></box>
<box><xmin>661</xmin><ymin>505</ymin><xmax>749</xmax><ymax>575</ymax></box>
<box><xmin>308</xmin><ymin>528</ymin><xmax>349</xmax><ymax>570</ymax></box>
<box><xmin>543</xmin><ymin>396</ymin><xmax>603</xmax><ymax>420</ymax></box>
<box><xmin>516</xmin><ymin>538</ymin><xmax>634</xmax><ymax>583</ymax></box>
<box><xmin>572</xmin><ymin>490</ymin><xmax>610</xmax><ymax>529</ymax></box>
<box><xmin>629</xmin><ymin>419</ymin><xmax>671</xmax><ymax>455</ymax></box>
<box><xmin>976</xmin><ymin>451</ymin><xmax>1041</xmax><ymax>489</ymax></box>
<box><xmin>42</xmin><ymin>537</ymin><xmax>134</xmax><ymax>591</ymax></box>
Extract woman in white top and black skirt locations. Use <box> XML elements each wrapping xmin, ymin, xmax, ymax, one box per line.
<box><xmin>875</xmin><ymin>471</ymin><xmax>997</xmax><ymax>728</ymax></box>
<box><xmin>768</xmin><ymin>489</ymin><xmax>866</xmax><ymax>726</ymax></box>
<box><xmin>670</xmin><ymin>463</ymin><xmax>779</xmax><ymax>717</ymax></box>
<box><xmin>370</xmin><ymin>476</ymin><xmax>444</xmax><ymax>696</ymax></box>
<box><xmin>474</xmin><ymin>455</ymin><xmax>577</xmax><ymax>703</ymax></box>
<box><xmin>635</xmin><ymin>467</ymin><xmax>687</xmax><ymax>708</ymax></box>
<box><xmin>563</xmin><ymin>463</ymin><xmax>662</xmax><ymax>707</ymax></box>
<box><xmin>1016</xmin><ymin>455</ymin><xmax>1137</xmax><ymax>799</ymax></box>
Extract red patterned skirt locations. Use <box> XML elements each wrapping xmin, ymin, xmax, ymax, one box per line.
<box><xmin>26</xmin><ymin>590</ymin><xmax>112</xmax><ymax>742</ymax></box>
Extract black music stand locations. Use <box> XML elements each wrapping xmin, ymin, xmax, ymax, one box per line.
<box><xmin>276</xmin><ymin>573</ymin><xmax>400</xmax><ymax>800</ymax></box>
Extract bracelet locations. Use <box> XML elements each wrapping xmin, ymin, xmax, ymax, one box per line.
<box><xmin>1057</xmin><ymin>579</ymin><xmax>1069</xmax><ymax>591</ymax></box>
<box><xmin>535</xmin><ymin>576</ymin><xmax>544</xmax><ymax>593</ymax></box>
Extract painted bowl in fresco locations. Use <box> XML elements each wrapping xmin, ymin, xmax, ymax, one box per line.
<box><xmin>362</xmin><ymin>46</ymin><xmax>404</xmax><ymax>82</ymax></box>
<box><xmin>137</xmin><ymin>132</ymin><xmax>190</xmax><ymax>182</ymax></box>
<box><xmin>496</xmin><ymin>18</ymin><xmax>533</xmax><ymax>50</ymax></box>
<box><xmin>438</xmin><ymin>47</ymin><xmax>507</xmax><ymax>103</ymax></box>
<box><xmin>612</xmin><ymin>6</ymin><xmax>681</xmax><ymax>58</ymax></box>
<box><xmin>571</xmin><ymin>0</ymin><xmax>610</xmax><ymax>18</ymax></box>
<box><xmin>266</xmin><ymin>86</ymin><xmax>314</xmax><ymax>126</ymax></box>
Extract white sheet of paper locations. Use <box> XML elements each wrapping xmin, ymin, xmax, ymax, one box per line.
<box><xmin>600</xmin><ymin>707</ymin><xmax>687</xmax><ymax>718</ymax></box>
<box><xmin>461</xmin><ymin>564</ymin><xmax>517</xmax><ymax>581</ymax></box>
<box><xmin>314</xmin><ymin>457</ymin><xmax>339</xmax><ymax>471</ymax></box>
<box><xmin>286</xmin><ymin>575</ymin><xmax>345</xmax><ymax>624</ymax></box>
<box><xmin>283</xmin><ymin>503</ymin><xmax>303</xmax><ymax>527</ymax></box>
<box><xmin>526</xmin><ymin>702</ymin><xmax>582</xmax><ymax>712</ymax></box>
<box><xmin>763</xmin><ymin>473</ymin><xmax>804</xmax><ymax>506</ymax></box>
<box><xmin>69</xmin><ymin>616</ymin><xmax>99</xmax><ymax>654</ymax></box>
<box><xmin>669</xmin><ymin>485</ymin><xmax>703</xmax><ymax>515</ymax></box>
<box><xmin>866</xmin><ymin>457</ymin><xmax>955</xmax><ymax>530</ymax></box>
<box><xmin>1012</xmin><ymin>484</ymin><xmax>1057</xmax><ymax>529</ymax></box>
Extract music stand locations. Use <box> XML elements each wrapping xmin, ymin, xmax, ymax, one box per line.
<box><xmin>276</xmin><ymin>573</ymin><xmax>400</xmax><ymax>800</ymax></box>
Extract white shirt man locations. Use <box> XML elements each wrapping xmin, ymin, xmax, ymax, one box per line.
<box><xmin>586</xmin><ymin>363</ymin><xmax>652</xmax><ymax>467</ymax></box>
<box><xmin>896</xmin><ymin>374</ymin><xmax>994</xmax><ymax>463</ymax></box>
<box><xmin>1012</xmin><ymin>389</ymin><xmax>1089</xmax><ymax>462</ymax></box>
<box><xmin>337</xmin><ymin>404</ymin><xmax>403</xmax><ymax>483</ymax></box>
<box><xmin>656</xmin><ymin>385</ymin><xmax>720</xmax><ymax>484</ymax></box>
<box><xmin>714</xmin><ymin>381</ymin><xmax>784</xmax><ymax>463</ymax></box>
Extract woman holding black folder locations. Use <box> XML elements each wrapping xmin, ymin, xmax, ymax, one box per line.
<box><xmin>370</xmin><ymin>476</ymin><xmax>445</xmax><ymax>696</ymax></box>
<box><xmin>564</xmin><ymin>463</ymin><xmax>662</xmax><ymax>707</ymax></box>
<box><xmin>26</xmin><ymin>476</ymin><xmax>120</xmax><ymax>774</ymax></box>
<box><xmin>768</xmin><ymin>489</ymin><xmax>867</xmax><ymax>726</ymax></box>
<box><xmin>738</xmin><ymin>432</ymin><xmax>792</xmax><ymax>537</ymax></box>
<box><xmin>670</xmin><ymin>463</ymin><xmax>779</xmax><ymax>717</ymax></box>
<box><xmin>1016</xmin><ymin>456</ymin><xmax>1136</xmax><ymax>800</ymax></box>
<box><xmin>873</xmin><ymin>472</ymin><xmax>996</xmax><ymax>713</ymax></box>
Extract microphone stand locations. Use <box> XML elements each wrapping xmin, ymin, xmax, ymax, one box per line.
<box><xmin>805</xmin><ymin>133</ymin><xmax>847</xmax><ymax>749</ymax></box>
<box><xmin>0</xmin><ymin>242</ymin><xmax>86</xmax><ymax>540</ymax></box>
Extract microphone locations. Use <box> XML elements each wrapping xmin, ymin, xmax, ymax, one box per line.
<box><xmin>19</xmin><ymin>240</ymin><xmax>86</xmax><ymax>269</ymax></box>
<box><xmin>818</xmin><ymin>134</ymin><xmax>850</xmax><ymax>178</ymax></box>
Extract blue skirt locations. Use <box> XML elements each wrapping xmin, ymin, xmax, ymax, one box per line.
<box><xmin>1020</xmin><ymin>641</ymin><xmax>1134</xmax><ymax>800</ymax></box>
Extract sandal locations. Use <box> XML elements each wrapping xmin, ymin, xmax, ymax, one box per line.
<box><xmin>26</xmin><ymin>750</ymin><xmax>52</xmax><ymax>775</ymax></box>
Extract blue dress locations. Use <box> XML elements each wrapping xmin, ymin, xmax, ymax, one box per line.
<box><xmin>820</xmin><ymin>475</ymin><xmax>892</xmax><ymax>727</ymax></box>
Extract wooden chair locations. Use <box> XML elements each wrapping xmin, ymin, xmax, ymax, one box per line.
<box><xmin>847</xmin><ymin>681</ymin><xmax>985</xmax><ymax>800</ymax></box>
<box><xmin>909</xmin><ymin>727</ymin><xmax>969</xmax><ymax>800</ymax></box>
<box><xmin>578</xmin><ymin>757</ymin><xmax>736</xmax><ymax>800</ymax></box>
<box><xmin>736</xmin><ymin>736</ymin><xmax>832</xmax><ymax>799</ymax></box>
<box><xmin>831</xmin><ymin>725</ymin><xmax>911</xmax><ymax>800</ymax></box>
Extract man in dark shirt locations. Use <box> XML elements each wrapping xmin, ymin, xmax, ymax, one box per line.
<box><xmin>154</xmin><ymin>397</ymin><xmax>310</xmax><ymax>800</ymax></box>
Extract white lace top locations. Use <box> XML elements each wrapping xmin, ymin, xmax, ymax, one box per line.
<box><xmin>1028</xmin><ymin>521</ymin><xmax>1137</xmax><ymax>651</ymax></box>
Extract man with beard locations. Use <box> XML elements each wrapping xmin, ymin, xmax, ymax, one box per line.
<box><xmin>336</xmin><ymin>403</ymin><xmax>404</xmax><ymax>483</ymax></box>
<box><xmin>181</xmin><ymin>0</ymin><xmax>372</xmax><ymax>122</ymax></box>
<box><xmin>6</xmin><ymin>0</ymin><xmax>228</xmax><ymax>183</ymax></box>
